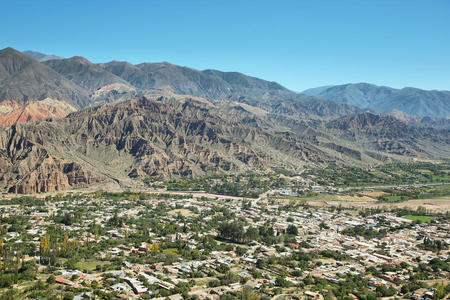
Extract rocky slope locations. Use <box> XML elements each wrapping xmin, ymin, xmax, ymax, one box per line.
<box><xmin>100</xmin><ymin>61</ymin><xmax>294</xmax><ymax>101</ymax></box>
<box><xmin>0</xmin><ymin>99</ymin><xmax>76</xmax><ymax>126</ymax></box>
<box><xmin>99</xmin><ymin>61</ymin><xmax>360</xmax><ymax>117</ymax></box>
<box><xmin>0</xmin><ymin>96</ymin><xmax>330</xmax><ymax>193</ymax></box>
<box><xmin>326</xmin><ymin>112</ymin><xmax>450</xmax><ymax>156</ymax></box>
<box><xmin>44</xmin><ymin>56</ymin><xmax>131</xmax><ymax>90</ymax></box>
<box><xmin>385</xmin><ymin>109</ymin><xmax>450</xmax><ymax>129</ymax></box>
<box><xmin>0</xmin><ymin>48</ymin><xmax>90</xmax><ymax>107</ymax></box>
<box><xmin>1</xmin><ymin>95</ymin><xmax>448</xmax><ymax>194</ymax></box>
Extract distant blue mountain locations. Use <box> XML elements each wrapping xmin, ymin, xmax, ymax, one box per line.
<box><xmin>303</xmin><ymin>83</ymin><xmax>450</xmax><ymax>118</ymax></box>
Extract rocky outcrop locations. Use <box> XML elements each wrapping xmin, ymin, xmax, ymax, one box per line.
<box><xmin>0</xmin><ymin>96</ymin><xmax>332</xmax><ymax>193</ymax></box>
<box><xmin>0</xmin><ymin>126</ymin><xmax>105</xmax><ymax>193</ymax></box>
<box><xmin>0</xmin><ymin>96</ymin><xmax>448</xmax><ymax>194</ymax></box>
<box><xmin>0</xmin><ymin>99</ymin><xmax>76</xmax><ymax>126</ymax></box>
<box><xmin>326</xmin><ymin>113</ymin><xmax>450</xmax><ymax>156</ymax></box>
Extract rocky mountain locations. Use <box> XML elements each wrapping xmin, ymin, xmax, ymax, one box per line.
<box><xmin>0</xmin><ymin>47</ymin><xmax>448</xmax><ymax>194</ymax></box>
<box><xmin>0</xmin><ymin>47</ymin><xmax>90</xmax><ymax>107</ymax></box>
<box><xmin>23</xmin><ymin>50</ymin><xmax>64</xmax><ymax>62</ymax></box>
<box><xmin>98</xmin><ymin>60</ymin><xmax>360</xmax><ymax>117</ymax></box>
<box><xmin>0</xmin><ymin>47</ymin><xmax>360</xmax><ymax>124</ymax></box>
<box><xmin>0</xmin><ymin>99</ymin><xmax>76</xmax><ymax>126</ymax></box>
<box><xmin>385</xmin><ymin>109</ymin><xmax>450</xmax><ymax>129</ymax></box>
<box><xmin>100</xmin><ymin>61</ymin><xmax>294</xmax><ymax>102</ymax></box>
<box><xmin>326</xmin><ymin>112</ymin><xmax>449</xmax><ymax>156</ymax></box>
<box><xmin>0</xmin><ymin>47</ymin><xmax>361</xmax><ymax>125</ymax></box>
<box><xmin>0</xmin><ymin>95</ymin><xmax>328</xmax><ymax>193</ymax></box>
<box><xmin>0</xmin><ymin>95</ymin><xmax>448</xmax><ymax>194</ymax></box>
<box><xmin>302</xmin><ymin>83</ymin><xmax>450</xmax><ymax>118</ymax></box>
<box><xmin>44</xmin><ymin>56</ymin><xmax>131</xmax><ymax>90</ymax></box>
<box><xmin>269</xmin><ymin>95</ymin><xmax>361</xmax><ymax>118</ymax></box>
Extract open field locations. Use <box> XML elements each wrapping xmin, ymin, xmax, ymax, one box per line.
<box><xmin>168</xmin><ymin>208</ymin><xmax>198</xmax><ymax>217</ymax></box>
<box><xmin>402</xmin><ymin>215</ymin><xmax>436</xmax><ymax>223</ymax></box>
<box><xmin>362</xmin><ymin>191</ymin><xmax>388</xmax><ymax>197</ymax></box>
<box><xmin>162</xmin><ymin>248</ymin><xmax>179</xmax><ymax>255</ymax></box>
<box><xmin>386</xmin><ymin>197</ymin><xmax>450</xmax><ymax>212</ymax></box>
<box><xmin>76</xmin><ymin>259</ymin><xmax>110</xmax><ymax>272</ymax></box>
<box><xmin>305</xmin><ymin>195</ymin><xmax>450</xmax><ymax>213</ymax></box>
<box><xmin>336</xmin><ymin>195</ymin><xmax>377</xmax><ymax>202</ymax></box>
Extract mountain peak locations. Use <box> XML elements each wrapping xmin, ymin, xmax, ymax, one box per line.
<box><xmin>0</xmin><ymin>47</ymin><xmax>19</xmax><ymax>53</ymax></box>
<box><xmin>68</xmin><ymin>56</ymin><xmax>91</xmax><ymax>64</ymax></box>
<box><xmin>0</xmin><ymin>47</ymin><xmax>31</xmax><ymax>59</ymax></box>
<box><xmin>0</xmin><ymin>48</ymin><xmax>89</xmax><ymax>107</ymax></box>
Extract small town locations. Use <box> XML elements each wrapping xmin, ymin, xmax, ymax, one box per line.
<box><xmin>0</xmin><ymin>180</ymin><xmax>448</xmax><ymax>300</ymax></box>
<box><xmin>0</xmin><ymin>2</ymin><xmax>450</xmax><ymax>299</ymax></box>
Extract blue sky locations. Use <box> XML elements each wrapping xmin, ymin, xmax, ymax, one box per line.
<box><xmin>1</xmin><ymin>0</ymin><xmax>449</xmax><ymax>91</ymax></box>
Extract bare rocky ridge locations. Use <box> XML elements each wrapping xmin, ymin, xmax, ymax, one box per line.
<box><xmin>0</xmin><ymin>96</ymin><xmax>330</xmax><ymax>193</ymax></box>
<box><xmin>326</xmin><ymin>113</ymin><xmax>450</xmax><ymax>156</ymax></box>
<box><xmin>23</xmin><ymin>50</ymin><xmax>64</xmax><ymax>62</ymax></box>
<box><xmin>0</xmin><ymin>99</ymin><xmax>76</xmax><ymax>126</ymax></box>
<box><xmin>0</xmin><ymin>47</ymin><xmax>449</xmax><ymax>194</ymax></box>
<box><xmin>0</xmin><ymin>95</ymin><xmax>448</xmax><ymax>194</ymax></box>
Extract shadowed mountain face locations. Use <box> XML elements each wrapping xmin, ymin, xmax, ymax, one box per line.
<box><xmin>0</xmin><ymin>95</ymin><xmax>448</xmax><ymax>193</ymax></box>
<box><xmin>303</xmin><ymin>83</ymin><xmax>450</xmax><ymax>118</ymax></box>
<box><xmin>0</xmin><ymin>48</ymin><xmax>90</xmax><ymax>107</ymax></box>
<box><xmin>100</xmin><ymin>61</ymin><xmax>294</xmax><ymax>101</ymax></box>
<box><xmin>98</xmin><ymin>61</ymin><xmax>360</xmax><ymax>117</ymax></box>
<box><xmin>44</xmin><ymin>57</ymin><xmax>131</xmax><ymax>90</ymax></box>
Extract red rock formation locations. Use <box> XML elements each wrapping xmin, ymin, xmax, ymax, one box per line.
<box><xmin>0</xmin><ymin>100</ymin><xmax>74</xmax><ymax>126</ymax></box>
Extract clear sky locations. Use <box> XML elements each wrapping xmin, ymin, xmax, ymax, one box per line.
<box><xmin>1</xmin><ymin>0</ymin><xmax>449</xmax><ymax>91</ymax></box>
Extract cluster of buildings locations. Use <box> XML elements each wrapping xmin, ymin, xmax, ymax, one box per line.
<box><xmin>0</xmin><ymin>192</ymin><xmax>448</xmax><ymax>299</ymax></box>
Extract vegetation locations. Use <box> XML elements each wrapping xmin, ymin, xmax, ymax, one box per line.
<box><xmin>378</xmin><ymin>184</ymin><xmax>450</xmax><ymax>202</ymax></box>
<box><xmin>147</xmin><ymin>173</ymin><xmax>287</xmax><ymax>198</ymax></box>
<box><xmin>402</xmin><ymin>215</ymin><xmax>436</xmax><ymax>223</ymax></box>
<box><xmin>305</xmin><ymin>162</ymin><xmax>450</xmax><ymax>187</ymax></box>
<box><xmin>1</xmin><ymin>164</ymin><xmax>449</xmax><ymax>299</ymax></box>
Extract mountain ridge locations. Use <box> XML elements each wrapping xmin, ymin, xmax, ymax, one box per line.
<box><xmin>0</xmin><ymin>47</ymin><xmax>90</xmax><ymax>107</ymax></box>
<box><xmin>0</xmin><ymin>95</ymin><xmax>448</xmax><ymax>194</ymax></box>
<box><xmin>44</xmin><ymin>56</ymin><xmax>131</xmax><ymax>90</ymax></box>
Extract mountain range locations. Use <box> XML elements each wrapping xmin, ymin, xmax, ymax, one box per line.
<box><xmin>0</xmin><ymin>48</ymin><xmax>360</xmax><ymax>125</ymax></box>
<box><xmin>0</xmin><ymin>48</ymin><xmax>448</xmax><ymax>193</ymax></box>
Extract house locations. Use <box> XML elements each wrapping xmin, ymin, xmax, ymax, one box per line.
<box><xmin>55</xmin><ymin>277</ymin><xmax>74</xmax><ymax>286</ymax></box>
<box><xmin>124</xmin><ymin>277</ymin><xmax>148</xmax><ymax>295</ymax></box>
